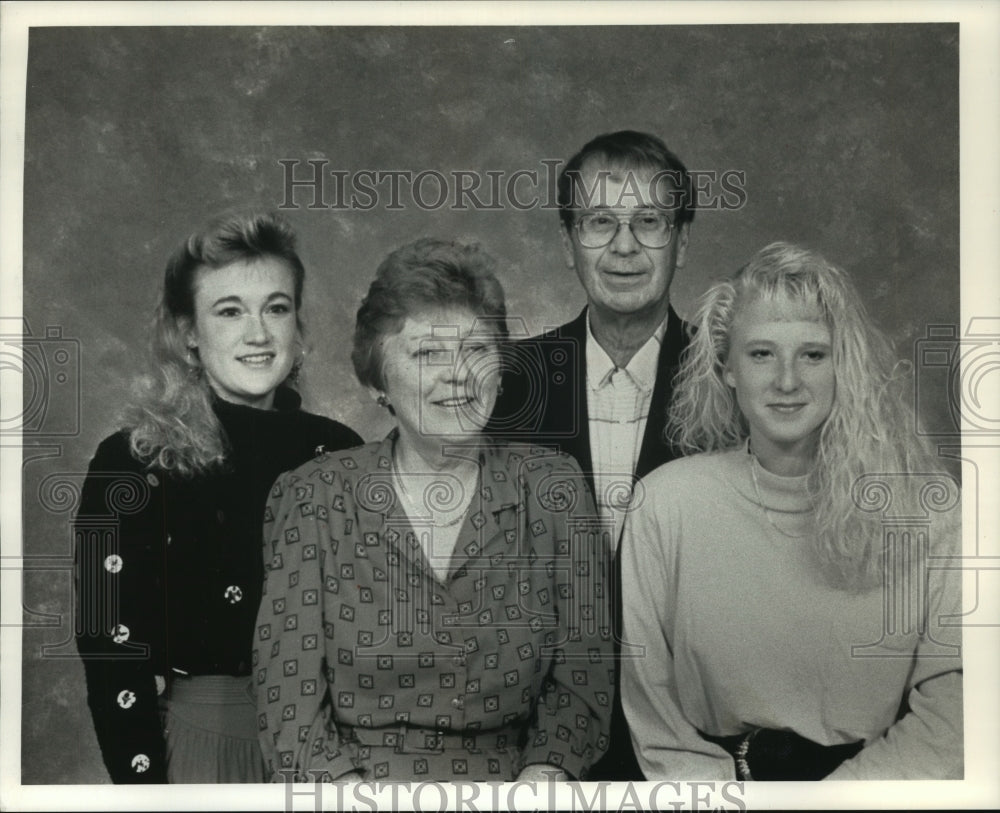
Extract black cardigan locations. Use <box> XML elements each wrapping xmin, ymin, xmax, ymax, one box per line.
<box><xmin>74</xmin><ymin>389</ymin><xmax>362</xmax><ymax>783</ymax></box>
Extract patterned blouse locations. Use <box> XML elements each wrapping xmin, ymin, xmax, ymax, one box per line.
<box><xmin>254</xmin><ymin>432</ymin><xmax>614</xmax><ymax>781</ymax></box>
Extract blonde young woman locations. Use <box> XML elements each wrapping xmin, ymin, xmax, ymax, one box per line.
<box><xmin>75</xmin><ymin>212</ymin><xmax>361</xmax><ymax>782</ymax></box>
<box><xmin>622</xmin><ymin>243</ymin><xmax>962</xmax><ymax>780</ymax></box>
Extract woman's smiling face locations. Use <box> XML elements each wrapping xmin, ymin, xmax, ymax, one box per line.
<box><xmin>188</xmin><ymin>257</ymin><xmax>298</xmax><ymax>410</ymax></box>
<box><xmin>378</xmin><ymin>306</ymin><xmax>502</xmax><ymax>455</ymax></box>
<box><xmin>724</xmin><ymin>295</ymin><xmax>835</xmax><ymax>475</ymax></box>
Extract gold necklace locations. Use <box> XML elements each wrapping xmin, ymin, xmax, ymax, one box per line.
<box><xmin>748</xmin><ymin>451</ymin><xmax>810</xmax><ymax>539</ymax></box>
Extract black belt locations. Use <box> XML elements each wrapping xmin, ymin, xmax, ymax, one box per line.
<box><xmin>701</xmin><ymin>729</ymin><xmax>864</xmax><ymax>780</ymax></box>
<box><xmin>338</xmin><ymin>723</ymin><xmax>521</xmax><ymax>756</ymax></box>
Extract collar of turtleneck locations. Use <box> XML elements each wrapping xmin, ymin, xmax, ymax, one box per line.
<box><xmin>211</xmin><ymin>386</ymin><xmax>300</xmax><ymax>418</ymax></box>
<box><xmin>210</xmin><ymin>386</ymin><xmax>303</xmax><ymax>443</ymax></box>
<box><xmin>726</xmin><ymin>442</ymin><xmax>815</xmax><ymax>536</ymax></box>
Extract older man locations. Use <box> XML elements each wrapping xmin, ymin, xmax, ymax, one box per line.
<box><xmin>490</xmin><ymin>130</ymin><xmax>694</xmax><ymax>780</ymax></box>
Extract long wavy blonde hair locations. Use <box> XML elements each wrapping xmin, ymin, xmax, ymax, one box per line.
<box><xmin>669</xmin><ymin>242</ymin><xmax>946</xmax><ymax>589</ymax></box>
<box><xmin>122</xmin><ymin>211</ymin><xmax>306</xmax><ymax>477</ymax></box>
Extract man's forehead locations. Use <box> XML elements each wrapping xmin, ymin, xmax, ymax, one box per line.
<box><xmin>572</xmin><ymin>158</ymin><xmax>680</xmax><ymax>209</ymax></box>
<box><xmin>579</xmin><ymin>156</ymin><xmax>657</xmax><ymax>179</ymax></box>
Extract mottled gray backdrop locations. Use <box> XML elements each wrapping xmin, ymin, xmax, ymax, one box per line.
<box><xmin>20</xmin><ymin>25</ymin><xmax>958</xmax><ymax>783</ymax></box>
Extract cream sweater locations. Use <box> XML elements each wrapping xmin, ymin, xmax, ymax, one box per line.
<box><xmin>621</xmin><ymin>447</ymin><xmax>963</xmax><ymax>780</ymax></box>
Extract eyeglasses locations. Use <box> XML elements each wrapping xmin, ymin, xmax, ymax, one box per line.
<box><xmin>573</xmin><ymin>210</ymin><xmax>676</xmax><ymax>249</ymax></box>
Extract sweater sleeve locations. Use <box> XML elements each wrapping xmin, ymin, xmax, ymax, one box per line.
<box><xmin>255</xmin><ymin>466</ymin><xmax>360</xmax><ymax>782</ymax></box>
<box><xmin>74</xmin><ymin>433</ymin><xmax>168</xmax><ymax>783</ymax></box>
<box><xmin>620</xmin><ymin>493</ymin><xmax>735</xmax><ymax>780</ymax></box>
<box><xmin>519</xmin><ymin>454</ymin><xmax>615</xmax><ymax>780</ymax></box>
<box><xmin>826</xmin><ymin>514</ymin><xmax>964</xmax><ymax>780</ymax></box>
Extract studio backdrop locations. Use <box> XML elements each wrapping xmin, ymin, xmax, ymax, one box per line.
<box><xmin>18</xmin><ymin>24</ymin><xmax>958</xmax><ymax>783</ymax></box>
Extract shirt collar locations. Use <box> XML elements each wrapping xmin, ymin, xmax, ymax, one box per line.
<box><xmin>585</xmin><ymin>309</ymin><xmax>668</xmax><ymax>393</ymax></box>
<box><xmin>368</xmin><ymin>429</ymin><xmax>522</xmax><ymax>520</ymax></box>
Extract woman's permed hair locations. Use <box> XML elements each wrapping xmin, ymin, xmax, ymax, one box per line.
<box><xmin>352</xmin><ymin>237</ymin><xmax>508</xmax><ymax>392</ymax></box>
<box><xmin>123</xmin><ymin>210</ymin><xmax>306</xmax><ymax>476</ymax></box>
<box><xmin>668</xmin><ymin>241</ymin><xmax>947</xmax><ymax>589</ymax></box>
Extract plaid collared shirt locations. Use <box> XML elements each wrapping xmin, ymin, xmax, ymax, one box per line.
<box><xmin>585</xmin><ymin>313</ymin><xmax>668</xmax><ymax>550</ymax></box>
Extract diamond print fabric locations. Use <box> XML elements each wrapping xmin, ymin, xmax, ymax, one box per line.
<box><xmin>255</xmin><ymin>432</ymin><xmax>614</xmax><ymax>781</ymax></box>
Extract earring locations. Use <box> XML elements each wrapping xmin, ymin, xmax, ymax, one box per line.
<box><xmin>376</xmin><ymin>393</ymin><xmax>390</xmax><ymax>409</ymax></box>
<box><xmin>287</xmin><ymin>347</ymin><xmax>306</xmax><ymax>384</ymax></box>
<box><xmin>185</xmin><ymin>347</ymin><xmax>202</xmax><ymax>379</ymax></box>
<box><xmin>496</xmin><ymin>383</ymin><xmax>504</xmax><ymax>397</ymax></box>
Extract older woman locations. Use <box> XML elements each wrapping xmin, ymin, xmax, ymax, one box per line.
<box><xmin>622</xmin><ymin>243</ymin><xmax>962</xmax><ymax>780</ymax></box>
<box><xmin>255</xmin><ymin>238</ymin><xmax>613</xmax><ymax>782</ymax></box>
<box><xmin>74</xmin><ymin>211</ymin><xmax>362</xmax><ymax>783</ymax></box>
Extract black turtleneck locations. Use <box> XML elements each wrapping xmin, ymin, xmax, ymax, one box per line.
<box><xmin>75</xmin><ymin>388</ymin><xmax>361</xmax><ymax>782</ymax></box>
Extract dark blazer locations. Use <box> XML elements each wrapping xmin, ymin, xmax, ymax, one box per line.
<box><xmin>489</xmin><ymin>305</ymin><xmax>691</xmax><ymax>780</ymax></box>
<box><xmin>490</xmin><ymin>305</ymin><xmax>690</xmax><ymax>492</ymax></box>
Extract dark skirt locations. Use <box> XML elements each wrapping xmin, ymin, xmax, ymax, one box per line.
<box><xmin>162</xmin><ymin>675</ymin><xmax>265</xmax><ymax>783</ymax></box>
